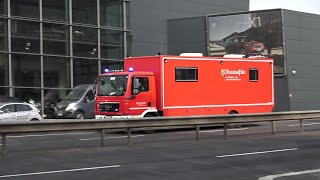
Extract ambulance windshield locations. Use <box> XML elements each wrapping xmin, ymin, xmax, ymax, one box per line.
<box><xmin>97</xmin><ymin>75</ymin><xmax>128</xmax><ymax>96</ymax></box>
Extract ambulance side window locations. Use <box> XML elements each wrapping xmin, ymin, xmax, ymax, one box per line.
<box><xmin>133</xmin><ymin>77</ymin><xmax>149</xmax><ymax>95</ymax></box>
<box><xmin>175</xmin><ymin>67</ymin><xmax>198</xmax><ymax>82</ymax></box>
<box><xmin>249</xmin><ymin>68</ymin><xmax>259</xmax><ymax>82</ymax></box>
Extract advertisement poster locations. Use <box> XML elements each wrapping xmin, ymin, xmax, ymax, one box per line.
<box><xmin>208</xmin><ymin>10</ymin><xmax>284</xmax><ymax>74</ymax></box>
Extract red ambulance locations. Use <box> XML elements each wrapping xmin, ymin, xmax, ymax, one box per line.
<box><xmin>94</xmin><ymin>54</ymin><xmax>274</xmax><ymax>119</ymax></box>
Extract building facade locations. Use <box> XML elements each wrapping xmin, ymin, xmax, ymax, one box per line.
<box><xmin>0</xmin><ymin>0</ymin><xmax>249</xmax><ymax>116</ymax></box>
<box><xmin>168</xmin><ymin>9</ymin><xmax>320</xmax><ymax>112</ymax></box>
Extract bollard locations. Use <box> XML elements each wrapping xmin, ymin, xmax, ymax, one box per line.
<box><xmin>299</xmin><ymin>119</ymin><xmax>304</xmax><ymax>134</ymax></box>
<box><xmin>100</xmin><ymin>129</ymin><xmax>105</xmax><ymax>147</ymax></box>
<box><xmin>224</xmin><ymin>124</ymin><xmax>228</xmax><ymax>140</ymax></box>
<box><xmin>1</xmin><ymin>134</ymin><xmax>7</xmax><ymax>155</ymax></box>
<box><xmin>196</xmin><ymin>125</ymin><xmax>200</xmax><ymax>141</ymax></box>
<box><xmin>127</xmin><ymin>128</ymin><xmax>131</xmax><ymax>146</ymax></box>
<box><xmin>271</xmin><ymin>121</ymin><xmax>276</xmax><ymax>135</ymax></box>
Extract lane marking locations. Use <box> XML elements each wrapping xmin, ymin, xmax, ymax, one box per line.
<box><xmin>259</xmin><ymin>169</ymin><xmax>320</xmax><ymax>180</ymax></box>
<box><xmin>80</xmin><ymin>135</ymin><xmax>145</xmax><ymax>141</ymax></box>
<box><xmin>289</xmin><ymin>122</ymin><xmax>320</xmax><ymax>127</ymax></box>
<box><xmin>216</xmin><ymin>148</ymin><xmax>298</xmax><ymax>158</ymax></box>
<box><xmin>201</xmin><ymin>128</ymin><xmax>248</xmax><ymax>133</ymax></box>
<box><xmin>0</xmin><ymin>132</ymin><xmax>95</xmax><ymax>139</ymax></box>
<box><xmin>0</xmin><ymin>165</ymin><xmax>120</xmax><ymax>178</ymax></box>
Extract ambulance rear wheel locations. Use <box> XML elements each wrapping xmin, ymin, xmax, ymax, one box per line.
<box><xmin>228</xmin><ymin>111</ymin><xmax>241</xmax><ymax>128</ymax></box>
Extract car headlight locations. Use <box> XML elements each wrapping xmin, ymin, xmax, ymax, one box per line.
<box><xmin>65</xmin><ymin>103</ymin><xmax>76</xmax><ymax>111</ymax></box>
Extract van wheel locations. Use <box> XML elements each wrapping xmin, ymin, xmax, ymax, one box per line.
<box><xmin>30</xmin><ymin>118</ymin><xmax>39</xmax><ymax>121</ymax></box>
<box><xmin>75</xmin><ymin>111</ymin><xmax>85</xmax><ymax>119</ymax></box>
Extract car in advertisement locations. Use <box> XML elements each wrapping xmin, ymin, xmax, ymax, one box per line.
<box><xmin>224</xmin><ymin>36</ymin><xmax>264</xmax><ymax>55</ymax></box>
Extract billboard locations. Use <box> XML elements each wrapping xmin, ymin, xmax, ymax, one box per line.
<box><xmin>208</xmin><ymin>10</ymin><xmax>284</xmax><ymax>74</ymax></box>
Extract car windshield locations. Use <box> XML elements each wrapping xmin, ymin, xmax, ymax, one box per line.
<box><xmin>65</xmin><ymin>88</ymin><xmax>87</xmax><ymax>100</ymax></box>
<box><xmin>97</xmin><ymin>75</ymin><xmax>128</xmax><ymax>96</ymax></box>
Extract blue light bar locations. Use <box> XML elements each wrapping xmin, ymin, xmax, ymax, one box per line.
<box><xmin>104</xmin><ymin>68</ymin><xmax>109</xmax><ymax>73</ymax></box>
<box><xmin>129</xmin><ymin>67</ymin><xmax>134</xmax><ymax>72</ymax></box>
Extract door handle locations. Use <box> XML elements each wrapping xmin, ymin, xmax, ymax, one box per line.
<box><xmin>148</xmin><ymin>102</ymin><xmax>151</xmax><ymax>107</ymax></box>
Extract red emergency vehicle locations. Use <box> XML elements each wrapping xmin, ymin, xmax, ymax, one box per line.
<box><xmin>94</xmin><ymin>54</ymin><xmax>274</xmax><ymax>119</ymax></box>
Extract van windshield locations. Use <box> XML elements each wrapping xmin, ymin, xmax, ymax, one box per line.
<box><xmin>65</xmin><ymin>88</ymin><xmax>87</xmax><ymax>100</ymax></box>
<box><xmin>97</xmin><ymin>75</ymin><xmax>128</xmax><ymax>96</ymax></box>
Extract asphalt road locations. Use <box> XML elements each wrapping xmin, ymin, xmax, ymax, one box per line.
<box><xmin>0</xmin><ymin>120</ymin><xmax>320</xmax><ymax>180</ymax></box>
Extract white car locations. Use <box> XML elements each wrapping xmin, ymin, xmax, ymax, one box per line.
<box><xmin>0</xmin><ymin>102</ymin><xmax>43</xmax><ymax>122</ymax></box>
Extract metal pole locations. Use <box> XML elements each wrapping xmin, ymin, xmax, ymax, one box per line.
<box><xmin>299</xmin><ymin>119</ymin><xmax>304</xmax><ymax>134</ymax></box>
<box><xmin>100</xmin><ymin>129</ymin><xmax>105</xmax><ymax>147</ymax></box>
<box><xmin>271</xmin><ymin>121</ymin><xmax>276</xmax><ymax>135</ymax></box>
<box><xmin>196</xmin><ymin>125</ymin><xmax>200</xmax><ymax>141</ymax></box>
<box><xmin>127</xmin><ymin>128</ymin><xmax>131</xmax><ymax>146</ymax></box>
<box><xmin>2</xmin><ymin>134</ymin><xmax>7</xmax><ymax>155</ymax></box>
<box><xmin>224</xmin><ymin>124</ymin><xmax>227</xmax><ymax>140</ymax></box>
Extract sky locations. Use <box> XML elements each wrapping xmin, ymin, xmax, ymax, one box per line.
<box><xmin>250</xmin><ymin>0</ymin><xmax>320</xmax><ymax>15</ymax></box>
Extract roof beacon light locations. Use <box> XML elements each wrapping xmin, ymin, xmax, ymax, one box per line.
<box><xmin>104</xmin><ymin>68</ymin><xmax>109</xmax><ymax>73</ymax></box>
<box><xmin>129</xmin><ymin>67</ymin><xmax>134</xmax><ymax>72</ymax></box>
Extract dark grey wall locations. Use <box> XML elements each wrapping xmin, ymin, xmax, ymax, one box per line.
<box><xmin>274</xmin><ymin>77</ymin><xmax>290</xmax><ymax>111</ymax></box>
<box><xmin>283</xmin><ymin>10</ymin><xmax>320</xmax><ymax>110</ymax></box>
<box><xmin>129</xmin><ymin>0</ymin><xmax>249</xmax><ymax>56</ymax></box>
<box><xmin>167</xmin><ymin>17</ymin><xmax>207</xmax><ymax>55</ymax></box>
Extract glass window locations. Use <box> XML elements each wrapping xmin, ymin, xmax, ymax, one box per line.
<box><xmin>42</xmin><ymin>0</ymin><xmax>68</xmax><ymax>22</ymax></box>
<box><xmin>73</xmin><ymin>58</ymin><xmax>98</xmax><ymax>86</ymax></box>
<box><xmin>0</xmin><ymin>53</ymin><xmax>8</xmax><ymax>86</ymax></box>
<box><xmin>0</xmin><ymin>18</ymin><xmax>8</xmax><ymax>51</ymax></box>
<box><xmin>13</xmin><ymin>88</ymin><xmax>41</xmax><ymax>105</ymax></box>
<box><xmin>73</xmin><ymin>26</ymin><xmax>97</xmax><ymax>57</ymax></box>
<box><xmin>12</xmin><ymin>54</ymin><xmax>41</xmax><ymax>87</ymax></box>
<box><xmin>11</xmin><ymin>20</ymin><xmax>40</xmax><ymax>53</ymax></box>
<box><xmin>0</xmin><ymin>0</ymin><xmax>7</xmax><ymax>16</ymax></box>
<box><xmin>1</xmin><ymin>105</ymin><xmax>14</xmax><ymax>113</ymax></box>
<box><xmin>175</xmin><ymin>67</ymin><xmax>198</xmax><ymax>81</ymax></box>
<box><xmin>44</xmin><ymin>89</ymin><xmax>70</xmax><ymax>118</ymax></box>
<box><xmin>43</xmin><ymin>23</ymin><xmax>69</xmax><ymax>55</ymax></box>
<box><xmin>0</xmin><ymin>87</ymin><xmax>9</xmax><ymax>96</ymax></box>
<box><xmin>44</xmin><ymin>89</ymin><xmax>69</xmax><ymax>102</ymax></box>
<box><xmin>100</xmin><ymin>0</ymin><xmax>122</xmax><ymax>28</ymax></box>
<box><xmin>101</xmin><ymin>60</ymin><xmax>123</xmax><ymax>73</ymax></box>
<box><xmin>72</xmin><ymin>0</ymin><xmax>97</xmax><ymax>25</ymax></box>
<box><xmin>101</xmin><ymin>29</ymin><xmax>123</xmax><ymax>59</ymax></box>
<box><xmin>11</xmin><ymin>0</ymin><xmax>39</xmax><ymax>19</ymax></box>
<box><xmin>16</xmin><ymin>104</ymin><xmax>32</xmax><ymax>112</ymax></box>
<box><xmin>249</xmin><ymin>68</ymin><xmax>259</xmax><ymax>81</ymax></box>
<box><xmin>85</xmin><ymin>90</ymin><xmax>94</xmax><ymax>101</ymax></box>
<box><xmin>44</xmin><ymin>57</ymin><xmax>70</xmax><ymax>88</ymax></box>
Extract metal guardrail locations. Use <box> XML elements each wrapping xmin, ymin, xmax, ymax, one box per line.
<box><xmin>1</xmin><ymin>110</ymin><xmax>320</xmax><ymax>154</ymax></box>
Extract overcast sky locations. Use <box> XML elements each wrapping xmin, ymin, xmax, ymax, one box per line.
<box><xmin>250</xmin><ymin>0</ymin><xmax>320</xmax><ymax>15</ymax></box>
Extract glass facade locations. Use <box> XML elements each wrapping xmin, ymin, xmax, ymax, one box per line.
<box><xmin>0</xmin><ymin>0</ymin><xmax>130</xmax><ymax>117</ymax></box>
